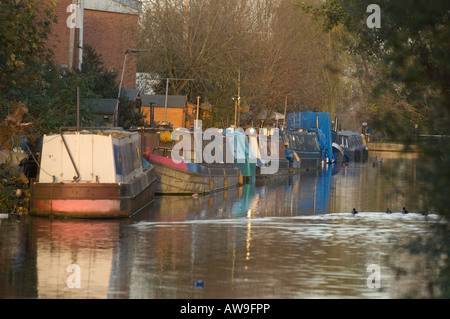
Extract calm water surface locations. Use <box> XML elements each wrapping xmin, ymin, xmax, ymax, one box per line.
<box><xmin>0</xmin><ymin>151</ymin><xmax>440</xmax><ymax>299</ymax></box>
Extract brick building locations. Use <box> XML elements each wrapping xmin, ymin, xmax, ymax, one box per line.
<box><xmin>45</xmin><ymin>0</ymin><xmax>142</xmax><ymax>89</ymax></box>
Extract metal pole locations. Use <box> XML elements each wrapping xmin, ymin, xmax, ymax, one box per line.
<box><xmin>118</xmin><ymin>48</ymin><xmax>150</xmax><ymax>99</ymax></box>
<box><xmin>76</xmin><ymin>86</ymin><xmax>80</xmax><ymax>130</ymax></box>
<box><xmin>68</xmin><ymin>0</ymin><xmax>76</xmax><ymax>72</ymax></box>
<box><xmin>78</xmin><ymin>0</ymin><xmax>84</xmax><ymax>71</ymax></box>
<box><xmin>164</xmin><ymin>78</ymin><xmax>169</xmax><ymax>123</ymax></box>
<box><xmin>150</xmin><ymin>102</ymin><xmax>155</xmax><ymax>127</ymax></box>
<box><xmin>196</xmin><ymin>96</ymin><xmax>200</xmax><ymax>129</ymax></box>
<box><xmin>234</xmin><ymin>98</ymin><xmax>237</xmax><ymax>128</ymax></box>
<box><xmin>237</xmin><ymin>70</ymin><xmax>241</xmax><ymax>128</ymax></box>
<box><xmin>118</xmin><ymin>53</ymin><xmax>128</xmax><ymax>99</ymax></box>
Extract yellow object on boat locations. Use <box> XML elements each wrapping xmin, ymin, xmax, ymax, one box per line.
<box><xmin>160</xmin><ymin>131</ymin><xmax>172</xmax><ymax>143</ymax></box>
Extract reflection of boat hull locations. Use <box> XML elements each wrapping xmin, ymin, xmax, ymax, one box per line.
<box><xmin>288</xmin><ymin>156</ymin><xmax>321</xmax><ymax>171</ymax></box>
<box><xmin>342</xmin><ymin>148</ymin><xmax>368</xmax><ymax>161</ymax></box>
<box><xmin>30</xmin><ymin>169</ymin><xmax>157</xmax><ymax>218</ymax></box>
<box><xmin>149</xmin><ymin>154</ymin><xmax>242</xmax><ymax>195</ymax></box>
<box><xmin>255</xmin><ymin>159</ymin><xmax>291</xmax><ymax>179</ymax></box>
<box><xmin>32</xmin><ymin>218</ymin><xmax>119</xmax><ymax>298</ymax></box>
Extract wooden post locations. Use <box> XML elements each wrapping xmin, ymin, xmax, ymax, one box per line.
<box><xmin>234</xmin><ymin>98</ymin><xmax>238</xmax><ymax>128</ymax></box>
<box><xmin>196</xmin><ymin>96</ymin><xmax>200</xmax><ymax>128</ymax></box>
<box><xmin>76</xmin><ymin>86</ymin><xmax>80</xmax><ymax>130</ymax></box>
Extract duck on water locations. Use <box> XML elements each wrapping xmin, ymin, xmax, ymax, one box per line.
<box><xmin>351</xmin><ymin>207</ymin><xmax>410</xmax><ymax>215</ymax></box>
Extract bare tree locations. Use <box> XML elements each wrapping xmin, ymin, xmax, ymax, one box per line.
<box><xmin>138</xmin><ymin>0</ymin><xmax>343</xmax><ymax>127</ymax></box>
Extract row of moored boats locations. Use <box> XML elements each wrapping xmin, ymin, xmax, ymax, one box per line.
<box><xmin>29</xmin><ymin>111</ymin><xmax>369</xmax><ymax>219</ymax></box>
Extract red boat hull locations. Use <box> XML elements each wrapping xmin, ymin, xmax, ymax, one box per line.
<box><xmin>30</xmin><ymin>170</ymin><xmax>157</xmax><ymax>219</ymax></box>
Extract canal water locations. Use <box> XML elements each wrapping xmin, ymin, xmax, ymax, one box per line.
<box><xmin>0</xmin><ymin>151</ymin><xmax>441</xmax><ymax>299</ymax></box>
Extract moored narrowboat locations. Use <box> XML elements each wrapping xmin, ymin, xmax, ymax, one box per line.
<box><xmin>280</xmin><ymin>130</ymin><xmax>322</xmax><ymax>172</ymax></box>
<box><xmin>286</xmin><ymin>112</ymin><xmax>334</xmax><ymax>164</ymax></box>
<box><xmin>148</xmin><ymin>153</ymin><xmax>242</xmax><ymax>195</ymax></box>
<box><xmin>136</xmin><ymin>128</ymin><xmax>246</xmax><ymax>195</ymax></box>
<box><xmin>30</xmin><ymin>127</ymin><xmax>157</xmax><ymax>218</ymax></box>
<box><xmin>248</xmin><ymin>128</ymin><xmax>290</xmax><ymax>179</ymax></box>
<box><xmin>336</xmin><ymin>131</ymin><xmax>369</xmax><ymax>161</ymax></box>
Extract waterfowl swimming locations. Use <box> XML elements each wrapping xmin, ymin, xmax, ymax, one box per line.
<box><xmin>420</xmin><ymin>210</ymin><xmax>429</xmax><ymax>216</ymax></box>
<box><xmin>402</xmin><ymin>207</ymin><xmax>409</xmax><ymax>214</ymax></box>
<box><xmin>352</xmin><ymin>208</ymin><xmax>358</xmax><ymax>215</ymax></box>
<box><xmin>420</xmin><ymin>210</ymin><xmax>430</xmax><ymax>221</ymax></box>
<box><xmin>386</xmin><ymin>208</ymin><xmax>392</xmax><ymax>214</ymax></box>
<box><xmin>372</xmin><ymin>160</ymin><xmax>382</xmax><ymax>167</ymax></box>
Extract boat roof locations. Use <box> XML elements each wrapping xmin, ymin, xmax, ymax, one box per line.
<box><xmin>338</xmin><ymin>131</ymin><xmax>361</xmax><ymax>137</ymax></box>
<box><xmin>56</xmin><ymin>128</ymin><xmax>135</xmax><ymax>138</ymax></box>
<box><xmin>282</xmin><ymin>130</ymin><xmax>317</xmax><ymax>136</ymax></box>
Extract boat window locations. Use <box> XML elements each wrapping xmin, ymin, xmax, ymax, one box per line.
<box><xmin>352</xmin><ymin>135</ymin><xmax>361</xmax><ymax>147</ymax></box>
<box><xmin>125</xmin><ymin>143</ymin><xmax>134</xmax><ymax>175</ymax></box>
<box><xmin>309</xmin><ymin>135</ymin><xmax>320</xmax><ymax>151</ymax></box>
<box><xmin>357</xmin><ymin>135</ymin><xmax>362</xmax><ymax>146</ymax></box>
<box><xmin>290</xmin><ymin>135</ymin><xmax>296</xmax><ymax>149</ymax></box>
<box><xmin>114</xmin><ymin>145</ymin><xmax>122</xmax><ymax>175</ymax></box>
<box><xmin>350</xmin><ymin>135</ymin><xmax>358</xmax><ymax>147</ymax></box>
<box><xmin>282</xmin><ymin>132</ymin><xmax>320</xmax><ymax>153</ymax></box>
<box><xmin>299</xmin><ymin>136</ymin><xmax>305</xmax><ymax>150</ymax></box>
<box><xmin>302</xmin><ymin>135</ymin><xmax>309</xmax><ymax>151</ymax></box>
<box><xmin>281</xmin><ymin>132</ymin><xmax>289</xmax><ymax>147</ymax></box>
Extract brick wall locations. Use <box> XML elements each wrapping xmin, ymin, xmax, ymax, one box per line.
<box><xmin>45</xmin><ymin>0</ymin><xmax>139</xmax><ymax>89</ymax></box>
<box><xmin>45</xmin><ymin>0</ymin><xmax>73</xmax><ymax>69</ymax></box>
<box><xmin>84</xmin><ymin>9</ymin><xmax>138</xmax><ymax>89</ymax></box>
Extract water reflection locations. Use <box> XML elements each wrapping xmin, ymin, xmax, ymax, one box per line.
<box><xmin>0</xmin><ymin>152</ymin><xmax>440</xmax><ymax>299</ymax></box>
<box><xmin>233</xmin><ymin>166</ymin><xmax>334</xmax><ymax>218</ymax></box>
<box><xmin>329</xmin><ymin>152</ymin><xmax>423</xmax><ymax>214</ymax></box>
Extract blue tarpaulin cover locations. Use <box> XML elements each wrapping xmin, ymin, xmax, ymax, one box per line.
<box><xmin>287</xmin><ymin>112</ymin><xmax>333</xmax><ymax>163</ymax></box>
